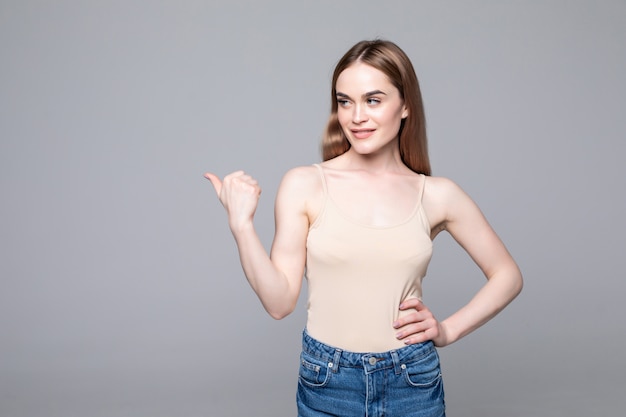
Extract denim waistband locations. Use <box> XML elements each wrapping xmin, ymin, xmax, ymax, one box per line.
<box><xmin>301</xmin><ymin>329</ymin><xmax>437</xmax><ymax>375</ymax></box>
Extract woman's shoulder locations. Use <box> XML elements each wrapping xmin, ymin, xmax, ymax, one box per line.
<box><xmin>281</xmin><ymin>164</ymin><xmax>321</xmax><ymax>183</ymax></box>
<box><xmin>277</xmin><ymin>165</ymin><xmax>323</xmax><ymax>196</ymax></box>
<box><xmin>276</xmin><ymin>165</ymin><xmax>325</xmax><ymax>221</ymax></box>
<box><xmin>423</xmin><ymin>175</ymin><xmax>482</xmax><ymax>231</ymax></box>
<box><xmin>422</xmin><ymin>175</ymin><xmax>472</xmax><ymax>214</ymax></box>
<box><xmin>424</xmin><ymin>175</ymin><xmax>466</xmax><ymax>197</ymax></box>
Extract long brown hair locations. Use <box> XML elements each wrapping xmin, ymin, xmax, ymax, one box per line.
<box><xmin>322</xmin><ymin>40</ymin><xmax>431</xmax><ymax>175</ymax></box>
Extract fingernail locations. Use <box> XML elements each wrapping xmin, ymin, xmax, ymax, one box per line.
<box><xmin>396</xmin><ymin>332</ymin><xmax>402</xmax><ymax>339</ymax></box>
<box><xmin>392</xmin><ymin>321</ymin><xmax>399</xmax><ymax>328</ymax></box>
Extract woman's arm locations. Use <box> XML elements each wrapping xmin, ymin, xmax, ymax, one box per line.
<box><xmin>205</xmin><ymin>167</ymin><xmax>313</xmax><ymax>319</ymax></box>
<box><xmin>394</xmin><ymin>177</ymin><xmax>523</xmax><ymax>347</ymax></box>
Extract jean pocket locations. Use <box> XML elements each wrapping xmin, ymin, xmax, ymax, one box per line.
<box><xmin>401</xmin><ymin>348</ymin><xmax>442</xmax><ymax>388</ymax></box>
<box><xmin>298</xmin><ymin>351</ymin><xmax>332</xmax><ymax>387</ymax></box>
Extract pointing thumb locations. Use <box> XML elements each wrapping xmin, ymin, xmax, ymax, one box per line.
<box><xmin>204</xmin><ymin>172</ymin><xmax>223</xmax><ymax>197</ymax></box>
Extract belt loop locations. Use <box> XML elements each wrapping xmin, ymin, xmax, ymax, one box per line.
<box><xmin>330</xmin><ymin>349</ymin><xmax>342</xmax><ymax>373</ymax></box>
<box><xmin>390</xmin><ymin>349</ymin><xmax>402</xmax><ymax>375</ymax></box>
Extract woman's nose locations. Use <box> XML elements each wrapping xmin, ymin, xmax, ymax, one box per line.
<box><xmin>352</xmin><ymin>104</ymin><xmax>368</xmax><ymax>123</ymax></box>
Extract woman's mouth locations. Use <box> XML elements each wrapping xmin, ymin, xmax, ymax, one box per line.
<box><xmin>351</xmin><ymin>129</ymin><xmax>375</xmax><ymax>139</ymax></box>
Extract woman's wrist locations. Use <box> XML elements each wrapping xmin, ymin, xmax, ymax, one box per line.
<box><xmin>229</xmin><ymin>218</ymin><xmax>255</xmax><ymax>237</ymax></box>
<box><xmin>433</xmin><ymin>320</ymin><xmax>455</xmax><ymax>347</ymax></box>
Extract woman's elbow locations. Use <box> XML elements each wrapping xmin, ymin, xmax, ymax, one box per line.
<box><xmin>265</xmin><ymin>301</ymin><xmax>297</xmax><ymax>320</ymax></box>
<box><xmin>268</xmin><ymin>311</ymin><xmax>290</xmax><ymax>320</ymax></box>
<box><xmin>267</xmin><ymin>308</ymin><xmax>293</xmax><ymax>320</ymax></box>
<box><xmin>506</xmin><ymin>267</ymin><xmax>524</xmax><ymax>300</ymax></box>
<box><xmin>514</xmin><ymin>272</ymin><xmax>524</xmax><ymax>297</ymax></box>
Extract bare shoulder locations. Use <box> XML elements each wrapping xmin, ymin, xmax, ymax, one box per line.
<box><xmin>278</xmin><ymin>165</ymin><xmax>322</xmax><ymax>195</ymax></box>
<box><xmin>423</xmin><ymin>175</ymin><xmax>467</xmax><ymax>203</ymax></box>
<box><xmin>276</xmin><ymin>165</ymin><xmax>324</xmax><ymax>222</ymax></box>
<box><xmin>281</xmin><ymin>164</ymin><xmax>320</xmax><ymax>181</ymax></box>
<box><xmin>423</xmin><ymin>176</ymin><xmax>477</xmax><ymax>236</ymax></box>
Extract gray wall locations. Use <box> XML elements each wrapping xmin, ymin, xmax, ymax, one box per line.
<box><xmin>1</xmin><ymin>1</ymin><xmax>625</xmax><ymax>416</ymax></box>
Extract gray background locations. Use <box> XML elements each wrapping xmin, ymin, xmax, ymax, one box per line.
<box><xmin>1</xmin><ymin>1</ymin><xmax>625</xmax><ymax>416</ymax></box>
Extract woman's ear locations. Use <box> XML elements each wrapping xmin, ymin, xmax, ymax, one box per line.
<box><xmin>402</xmin><ymin>105</ymin><xmax>409</xmax><ymax>119</ymax></box>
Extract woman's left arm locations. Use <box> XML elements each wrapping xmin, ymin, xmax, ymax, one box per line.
<box><xmin>395</xmin><ymin>177</ymin><xmax>523</xmax><ymax>347</ymax></box>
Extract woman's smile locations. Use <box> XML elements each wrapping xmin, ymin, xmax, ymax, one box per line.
<box><xmin>350</xmin><ymin>128</ymin><xmax>376</xmax><ymax>139</ymax></box>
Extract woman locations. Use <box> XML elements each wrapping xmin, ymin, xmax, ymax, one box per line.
<box><xmin>205</xmin><ymin>40</ymin><xmax>522</xmax><ymax>417</ymax></box>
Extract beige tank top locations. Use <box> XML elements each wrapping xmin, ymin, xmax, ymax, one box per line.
<box><xmin>305</xmin><ymin>164</ymin><xmax>433</xmax><ymax>352</ymax></box>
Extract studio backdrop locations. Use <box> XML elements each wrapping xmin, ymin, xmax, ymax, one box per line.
<box><xmin>1</xmin><ymin>1</ymin><xmax>625</xmax><ymax>416</ymax></box>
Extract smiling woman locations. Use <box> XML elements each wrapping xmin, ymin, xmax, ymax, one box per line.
<box><xmin>205</xmin><ymin>39</ymin><xmax>522</xmax><ymax>417</ymax></box>
<box><xmin>335</xmin><ymin>63</ymin><xmax>408</xmax><ymax>155</ymax></box>
<box><xmin>323</xmin><ymin>40</ymin><xmax>430</xmax><ymax>176</ymax></box>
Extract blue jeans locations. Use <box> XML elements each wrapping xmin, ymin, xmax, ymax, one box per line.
<box><xmin>297</xmin><ymin>330</ymin><xmax>445</xmax><ymax>417</ymax></box>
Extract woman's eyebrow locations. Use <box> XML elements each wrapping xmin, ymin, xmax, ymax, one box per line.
<box><xmin>335</xmin><ymin>90</ymin><xmax>387</xmax><ymax>99</ymax></box>
<box><xmin>364</xmin><ymin>90</ymin><xmax>386</xmax><ymax>97</ymax></box>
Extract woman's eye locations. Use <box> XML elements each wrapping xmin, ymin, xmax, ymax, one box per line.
<box><xmin>367</xmin><ymin>98</ymin><xmax>381</xmax><ymax>105</ymax></box>
<box><xmin>337</xmin><ymin>99</ymin><xmax>350</xmax><ymax>107</ymax></box>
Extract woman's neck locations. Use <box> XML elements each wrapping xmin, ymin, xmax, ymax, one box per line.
<box><xmin>341</xmin><ymin>146</ymin><xmax>407</xmax><ymax>174</ymax></box>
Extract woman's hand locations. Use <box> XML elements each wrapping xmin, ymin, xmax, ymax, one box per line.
<box><xmin>203</xmin><ymin>168</ymin><xmax>311</xmax><ymax>320</ymax></box>
<box><xmin>205</xmin><ymin>171</ymin><xmax>261</xmax><ymax>232</ymax></box>
<box><xmin>394</xmin><ymin>299</ymin><xmax>450</xmax><ymax>347</ymax></box>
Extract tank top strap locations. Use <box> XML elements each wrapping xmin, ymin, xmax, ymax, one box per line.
<box><xmin>310</xmin><ymin>164</ymin><xmax>329</xmax><ymax>230</ymax></box>
<box><xmin>313</xmin><ymin>164</ymin><xmax>328</xmax><ymax>196</ymax></box>
<box><xmin>417</xmin><ymin>174</ymin><xmax>426</xmax><ymax>204</ymax></box>
<box><xmin>416</xmin><ymin>174</ymin><xmax>432</xmax><ymax>234</ymax></box>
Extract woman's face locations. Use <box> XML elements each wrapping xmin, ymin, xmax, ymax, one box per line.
<box><xmin>335</xmin><ymin>62</ymin><xmax>408</xmax><ymax>156</ymax></box>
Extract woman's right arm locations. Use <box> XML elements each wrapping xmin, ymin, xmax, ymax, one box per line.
<box><xmin>205</xmin><ymin>167</ymin><xmax>313</xmax><ymax>319</ymax></box>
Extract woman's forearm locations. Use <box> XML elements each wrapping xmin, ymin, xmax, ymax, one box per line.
<box><xmin>231</xmin><ymin>222</ymin><xmax>299</xmax><ymax>319</ymax></box>
<box><xmin>438</xmin><ymin>266</ymin><xmax>523</xmax><ymax>346</ymax></box>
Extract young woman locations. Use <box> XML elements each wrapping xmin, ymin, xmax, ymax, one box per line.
<box><xmin>205</xmin><ymin>40</ymin><xmax>522</xmax><ymax>417</ymax></box>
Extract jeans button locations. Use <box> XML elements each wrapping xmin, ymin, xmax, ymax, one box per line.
<box><xmin>369</xmin><ymin>357</ymin><xmax>377</xmax><ymax>366</ymax></box>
